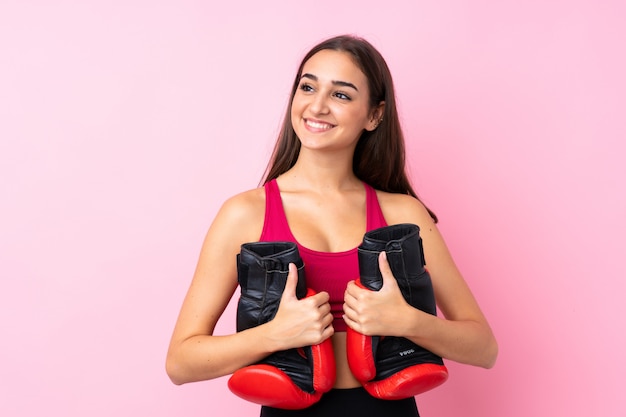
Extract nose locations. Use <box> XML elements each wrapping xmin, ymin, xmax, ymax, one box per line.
<box><xmin>309</xmin><ymin>92</ymin><xmax>330</xmax><ymax>115</ymax></box>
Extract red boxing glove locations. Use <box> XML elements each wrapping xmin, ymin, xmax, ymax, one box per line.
<box><xmin>346</xmin><ymin>281</ymin><xmax>448</xmax><ymax>399</ymax></box>
<box><xmin>347</xmin><ymin>224</ymin><xmax>448</xmax><ymax>399</ymax></box>
<box><xmin>229</xmin><ymin>242</ymin><xmax>335</xmax><ymax>409</ymax></box>
<box><xmin>229</xmin><ymin>288</ymin><xmax>336</xmax><ymax>409</ymax></box>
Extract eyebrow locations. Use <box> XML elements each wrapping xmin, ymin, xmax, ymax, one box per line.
<box><xmin>300</xmin><ymin>73</ymin><xmax>359</xmax><ymax>91</ymax></box>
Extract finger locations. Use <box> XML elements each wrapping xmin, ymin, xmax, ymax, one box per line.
<box><xmin>344</xmin><ymin>283</ymin><xmax>367</xmax><ymax>313</ymax></box>
<box><xmin>305</xmin><ymin>290</ymin><xmax>330</xmax><ymax>308</ymax></box>
<box><xmin>318</xmin><ymin>300</ymin><xmax>332</xmax><ymax>315</ymax></box>
<box><xmin>342</xmin><ymin>300</ymin><xmax>358</xmax><ymax>322</ymax></box>
<box><xmin>281</xmin><ymin>263</ymin><xmax>299</xmax><ymax>300</ymax></box>
<box><xmin>313</xmin><ymin>301</ymin><xmax>332</xmax><ymax>323</ymax></box>
<box><xmin>321</xmin><ymin>310</ymin><xmax>334</xmax><ymax>328</ymax></box>
<box><xmin>342</xmin><ymin>313</ymin><xmax>358</xmax><ymax>332</ymax></box>
<box><xmin>344</xmin><ymin>280</ymin><xmax>360</xmax><ymax>300</ymax></box>
<box><xmin>342</xmin><ymin>305</ymin><xmax>352</xmax><ymax>322</ymax></box>
<box><xmin>378</xmin><ymin>251</ymin><xmax>396</xmax><ymax>288</ymax></box>
<box><xmin>321</xmin><ymin>323</ymin><xmax>335</xmax><ymax>341</ymax></box>
<box><xmin>343</xmin><ymin>290</ymin><xmax>355</xmax><ymax>310</ymax></box>
<box><xmin>315</xmin><ymin>290</ymin><xmax>330</xmax><ymax>304</ymax></box>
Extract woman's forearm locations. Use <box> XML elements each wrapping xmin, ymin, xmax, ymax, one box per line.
<box><xmin>166</xmin><ymin>325</ymin><xmax>276</xmax><ymax>385</ymax></box>
<box><xmin>404</xmin><ymin>309</ymin><xmax>498</xmax><ymax>369</ymax></box>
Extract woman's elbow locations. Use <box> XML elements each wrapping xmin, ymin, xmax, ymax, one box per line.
<box><xmin>165</xmin><ymin>353</ymin><xmax>188</xmax><ymax>385</ymax></box>
<box><xmin>480</xmin><ymin>337</ymin><xmax>499</xmax><ymax>369</ymax></box>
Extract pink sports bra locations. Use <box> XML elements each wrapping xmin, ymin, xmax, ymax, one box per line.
<box><xmin>259</xmin><ymin>179</ymin><xmax>388</xmax><ymax>332</ymax></box>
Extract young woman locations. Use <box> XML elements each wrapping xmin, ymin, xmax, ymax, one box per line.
<box><xmin>166</xmin><ymin>35</ymin><xmax>498</xmax><ymax>417</ymax></box>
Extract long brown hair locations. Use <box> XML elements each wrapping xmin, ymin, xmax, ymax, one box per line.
<box><xmin>262</xmin><ymin>35</ymin><xmax>437</xmax><ymax>222</ymax></box>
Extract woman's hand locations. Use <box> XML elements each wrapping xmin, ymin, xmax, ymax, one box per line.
<box><xmin>266</xmin><ymin>263</ymin><xmax>335</xmax><ymax>351</ymax></box>
<box><xmin>343</xmin><ymin>251</ymin><xmax>421</xmax><ymax>337</ymax></box>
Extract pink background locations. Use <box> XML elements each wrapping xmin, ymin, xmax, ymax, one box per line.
<box><xmin>1</xmin><ymin>1</ymin><xmax>624</xmax><ymax>416</ymax></box>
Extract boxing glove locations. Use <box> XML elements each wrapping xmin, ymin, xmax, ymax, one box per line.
<box><xmin>228</xmin><ymin>242</ymin><xmax>336</xmax><ymax>409</ymax></box>
<box><xmin>347</xmin><ymin>224</ymin><xmax>448</xmax><ymax>399</ymax></box>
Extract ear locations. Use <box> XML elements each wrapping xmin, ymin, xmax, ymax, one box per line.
<box><xmin>365</xmin><ymin>101</ymin><xmax>386</xmax><ymax>131</ymax></box>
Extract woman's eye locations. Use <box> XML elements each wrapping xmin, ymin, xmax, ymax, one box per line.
<box><xmin>334</xmin><ymin>92</ymin><xmax>351</xmax><ymax>101</ymax></box>
<box><xmin>299</xmin><ymin>83</ymin><xmax>314</xmax><ymax>92</ymax></box>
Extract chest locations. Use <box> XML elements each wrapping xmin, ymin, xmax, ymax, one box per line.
<box><xmin>282</xmin><ymin>192</ymin><xmax>367</xmax><ymax>253</ymax></box>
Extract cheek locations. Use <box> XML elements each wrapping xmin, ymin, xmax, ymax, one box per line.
<box><xmin>290</xmin><ymin>101</ymin><xmax>304</xmax><ymax>133</ymax></box>
<box><xmin>290</xmin><ymin>96</ymin><xmax>304</xmax><ymax>119</ymax></box>
<box><xmin>343</xmin><ymin>108</ymin><xmax>370</xmax><ymax>130</ymax></box>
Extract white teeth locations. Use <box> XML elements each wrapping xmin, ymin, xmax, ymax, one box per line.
<box><xmin>306</xmin><ymin>120</ymin><xmax>332</xmax><ymax>129</ymax></box>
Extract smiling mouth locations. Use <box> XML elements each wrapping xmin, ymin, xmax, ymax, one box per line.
<box><xmin>305</xmin><ymin>119</ymin><xmax>335</xmax><ymax>130</ymax></box>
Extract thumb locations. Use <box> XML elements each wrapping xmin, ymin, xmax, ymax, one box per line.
<box><xmin>378</xmin><ymin>251</ymin><xmax>397</xmax><ymax>288</ymax></box>
<box><xmin>281</xmin><ymin>263</ymin><xmax>299</xmax><ymax>300</ymax></box>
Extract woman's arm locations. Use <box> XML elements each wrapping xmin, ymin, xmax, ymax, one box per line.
<box><xmin>165</xmin><ymin>190</ymin><xmax>334</xmax><ymax>385</ymax></box>
<box><xmin>343</xmin><ymin>193</ymin><xmax>498</xmax><ymax>369</ymax></box>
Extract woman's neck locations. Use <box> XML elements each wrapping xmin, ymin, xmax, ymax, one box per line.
<box><xmin>280</xmin><ymin>153</ymin><xmax>361</xmax><ymax>192</ymax></box>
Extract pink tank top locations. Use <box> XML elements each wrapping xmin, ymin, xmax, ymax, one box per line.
<box><xmin>260</xmin><ymin>179</ymin><xmax>388</xmax><ymax>332</ymax></box>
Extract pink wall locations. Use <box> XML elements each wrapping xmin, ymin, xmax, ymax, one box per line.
<box><xmin>1</xmin><ymin>1</ymin><xmax>624</xmax><ymax>416</ymax></box>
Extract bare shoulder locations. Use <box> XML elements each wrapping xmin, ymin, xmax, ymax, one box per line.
<box><xmin>374</xmin><ymin>190</ymin><xmax>436</xmax><ymax>230</ymax></box>
<box><xmin>191</xmin><ymin>186</ymin><xmax>265</xmax><ymax>289</ymax></box>
<box><xmin>211</xmin><ymin>187</ymin><xmax>266</xmax><ymax>243</ymax></box>
<box><xmin>219</xmin><ymin>187</ymin><xmax>265</xmax><ymax>221</ymax></box>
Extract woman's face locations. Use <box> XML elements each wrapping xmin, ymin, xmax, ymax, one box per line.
<box><xmin>291</xmin><ymin>49</ymin><xmax>381</xmax><ymax>153</ymax></box>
